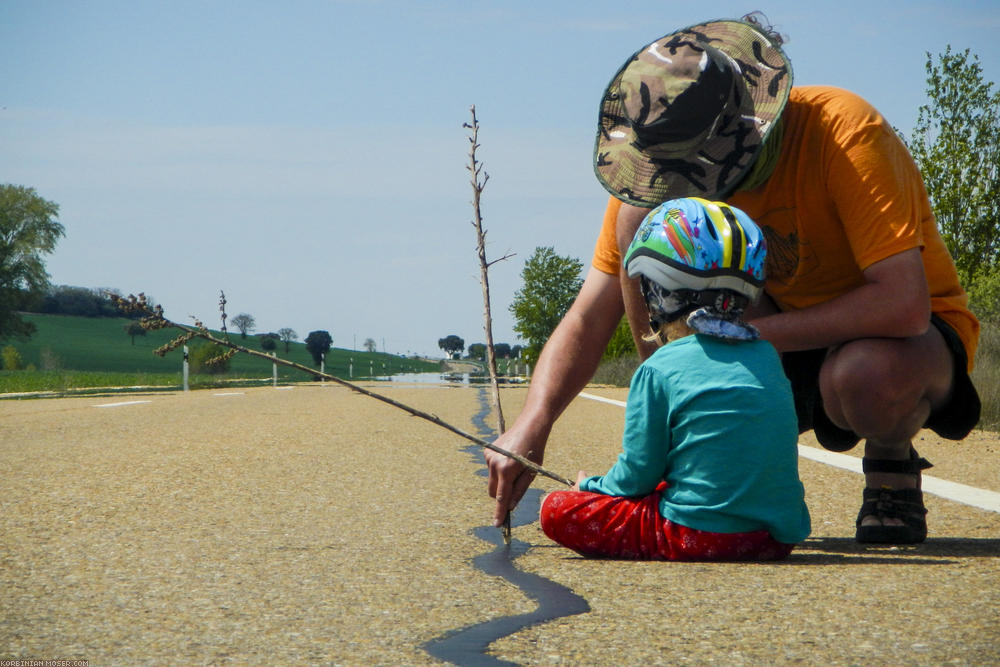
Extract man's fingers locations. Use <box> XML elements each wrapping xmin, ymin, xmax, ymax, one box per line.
<box><xmin>492</xmin><ymin>468</ymin><xmax>537</xmax><ymax>526</ymax></box>
<box><xmin>486</xmin><ymin>453</ymin><xmax>500</xmax><ymax>499</ymax></box>
<box><xmin>493</xmin><ymin>494</ymin><xmax>511</xmax><ymax>527</ymax></box>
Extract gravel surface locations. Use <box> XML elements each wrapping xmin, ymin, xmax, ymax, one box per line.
<box><xmin>2</xmin><ymin>383</ymin><xmax>998</xmax><ymax>665</ymax></box>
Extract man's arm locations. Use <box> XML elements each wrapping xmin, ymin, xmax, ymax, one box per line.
<box><xmin>751</xmin><ymin>247</ymin><xmax>931</xmax><ymax>351</ymax></box>
<box><xmin>485</xmin><ymin>266</ymin><xmax>624</xmax><ymax>526</ymax></box>
<box><xmin>615</xmin><ymin>203</ymin><xmax>660</xmax><ymax>360</ymax></box>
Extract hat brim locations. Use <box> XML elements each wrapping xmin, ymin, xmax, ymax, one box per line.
<box><xmin>594</xmin><ymin>19</ymin><xmax>793</xmax><ymax>207</ymax></box>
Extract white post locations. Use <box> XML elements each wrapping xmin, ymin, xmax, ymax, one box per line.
<box><xmin>183</xmin><ymin>345</ymin><xmax>190</xmax><ymax>392</ymax></box>
<box><xmin>320</xmin><ymin>352</ymin><xmax>325</xmax><ymax>383</ymax></box>
<box><xmin>272</xmin><ymin>352</ymin><xmax>278</xmax><ymax>387</ymax></box>
<box><xmin>349</xmin><ymin>358</ymin><xmax>353</xmax><ymax>379</ymax></box>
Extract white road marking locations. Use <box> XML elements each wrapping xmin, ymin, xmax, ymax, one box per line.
<box><xmin>578</xmin><ymin>392</ymin><xmax>626</xmax><ymax>407</ymax></box>
<box><xmin>213</xmin><ymin>392</ymin><xmax>245</xmax><ymax>397</ymax></box>
<box><xmin>578</xmin><ymin>391</ymin><xmax>1000</xmax><ymax>513</ymax></box>
<box><xmin>94</xmin><ymin>400</ymin><xmax>152</xmax><ymax>408</ymax></box>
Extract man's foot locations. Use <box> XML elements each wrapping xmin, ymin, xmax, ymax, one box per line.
<box><xmin>855</xmin><ymin>451</ymin><xmax>932</xmax><ymax>544</ymax></box>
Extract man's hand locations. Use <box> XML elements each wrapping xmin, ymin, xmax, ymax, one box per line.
<box><xmin>484</xmin><ymin>267</ymin><xmax>625</xmax><ymax>527</ymax></box>
<box><xmin>485</xmin><ymin>424</ymin><xmax>545</xmax><ymax>527</ymax></box>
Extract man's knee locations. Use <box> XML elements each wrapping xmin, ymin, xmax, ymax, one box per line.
<box><xmin>819</xmin><ymin>336</ymin><xmax>945</xmax><ymax>437</ymax></box>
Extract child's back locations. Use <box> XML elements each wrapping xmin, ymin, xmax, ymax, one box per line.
<box><xmin>586</xmin><ymin>335</ymin><xmax>808</xmax><ymax>545</ymax></box>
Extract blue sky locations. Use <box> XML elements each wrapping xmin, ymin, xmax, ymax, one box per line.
<box><xmin>3</xmin><ymin>1</ymin><xmax>999</xmax><ymax>358</ymax></box>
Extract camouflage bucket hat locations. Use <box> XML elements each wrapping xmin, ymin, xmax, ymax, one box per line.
<box><xmin>594</xmin><ymin>18</ymin><xmax>792</xmax><ymax>207</ymax></box>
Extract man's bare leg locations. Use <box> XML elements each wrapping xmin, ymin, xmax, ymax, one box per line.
<box><xmin>819</xmin><ymin>327</ymin><xmax>953</xmax><ymax>537</ymax></box>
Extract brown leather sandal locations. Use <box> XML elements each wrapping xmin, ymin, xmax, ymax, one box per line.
<box><xmin>855</xmin><ymin>450</ymin><xmax>933</xmax><ymax>544</ymax></box>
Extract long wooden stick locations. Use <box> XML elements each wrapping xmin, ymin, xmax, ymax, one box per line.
<box><xmin>112</xmin><ymin>294</ymin><xmax>573</xmax><ymax>487</ymax></box>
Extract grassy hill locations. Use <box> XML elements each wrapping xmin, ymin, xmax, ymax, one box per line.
<box><xmin>1</xmin><ymin>313</ymin><xmax>441</xmax><ymax>394</ymax></box>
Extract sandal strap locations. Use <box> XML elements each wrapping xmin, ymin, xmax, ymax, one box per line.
<box><xmin>858</xmin><ymin>487</ymin><xmax>928</xmax><ymax>521</ymax></box>
<box><xmin>856</xmin><ymin>486</ymin><xmax>929</xmax><ymax>543</ymax></box>
<box><xmin>862</xmin><ymin>447</ymin><xmax>933</xmax><ymax>474</ymax></box>
<box><xmin>862</xmin><ymin>456</ymin><xmax>933</xmax><ymax>474</ymax></box>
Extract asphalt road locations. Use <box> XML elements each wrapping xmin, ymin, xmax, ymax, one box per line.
<box><xmin>2</xmin><ymin>384</ymin><xmax>998</xmax><ymax>665</ymax></box>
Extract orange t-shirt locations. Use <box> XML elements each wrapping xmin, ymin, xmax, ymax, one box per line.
<box><xmin>592</xmin><ymin>85</ymin><xmax>978</xmax><ymax>368</ymax></box>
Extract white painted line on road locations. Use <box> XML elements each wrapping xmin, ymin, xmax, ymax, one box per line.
<box><xmin>579</xmin><ymin>392</ymin><xmax>627</xmax><ymax>408</ymax></box>
<box><xmin>578</xmin><ymin>391</ymin><xmax>1000</xmax><ymax>513</ymax></box>
<box><xmin>921</xmin><ymin>477</ymin><xmax>1000</xmax><ymax>513</ymax></box>
<box><xmin>94</xmin><ymin>400</ymin><xmax>152</xmax><ymax>408</ymax></box>
<box><xmin>796</xmin><ymin>444</ymin><xmax>862</xmax><ymax>473</ymax></box>
<box><xmin>795</xmin><ymin>445</ymin><xmax>1000</xmax><ymax>512</ymax></box>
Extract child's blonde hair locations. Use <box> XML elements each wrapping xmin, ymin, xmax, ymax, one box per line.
<box><xmin>644</xmin><ymin>318</ymin><xmax>696</xmax><ymax>346</ymax></box>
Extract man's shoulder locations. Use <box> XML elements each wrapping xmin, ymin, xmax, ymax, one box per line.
<box><xmin>788</xmin><ymin>85</ymin><xmax>883</xmax><ymax>124</ymax></box>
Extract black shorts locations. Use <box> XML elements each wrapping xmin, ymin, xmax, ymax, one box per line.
<box><xmin>782</xmin><ymin>314</ymin><xmax>981</xmax><ymax>451</ymax></box>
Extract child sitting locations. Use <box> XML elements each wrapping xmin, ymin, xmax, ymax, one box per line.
<box><xmin>540</xmin><ymin>197</ymin><xmax>810</xmax><ymax>561</ymax></box>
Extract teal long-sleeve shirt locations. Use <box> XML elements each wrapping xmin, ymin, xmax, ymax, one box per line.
<box><xmin>581</xmin><ymin>334</ymin><xmax>811</xmax><ymax>544</ymax></box>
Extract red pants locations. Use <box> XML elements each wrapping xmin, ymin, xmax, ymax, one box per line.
<box><xmin>540</xmin><ymin>484</ymin><xmax>793</xmax><ymax>561</ymax></box>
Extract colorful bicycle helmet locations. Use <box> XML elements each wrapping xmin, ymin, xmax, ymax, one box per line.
<box><xmin>624</xmin><ymin>197</ymin><xmax>767</xmax><ymax>326</ymax></box>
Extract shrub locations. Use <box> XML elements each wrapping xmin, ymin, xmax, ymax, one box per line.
<box><xmin>592</xmin><ymin>354</ymin><xmax>640</xmax><ymax>387</ymax></box>
<box><xmin>2</xmin><ymin>345</ymin><xmax>23</xmax><ymax>370</ymax></box>
<box><xmin>603</xmin><ymin>316</ymin><xmax>637</xmax><ymax>360</ymax></box>
<box><xmin>966</xmin><ymin>265</ymin><xmax>1000</xmax><ymax>325</ymax></box>
<box><xmin>188</xmin><ymin>342</ymin><xmax>232</xmax><ymax>374</ymax></box>
<box><xmin>40</xmin><ymin>347</ymin><xmax>60</xmax><ymax>371</ymax></box>
<box><xmin>971</xmin><ymin>322</ymin><xmax>1000</xmax><ymax>431</ymax></box>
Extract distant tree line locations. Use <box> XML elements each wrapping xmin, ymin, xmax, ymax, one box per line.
<box><xmin>436</xmin><ymin>335</ymin><xmax>522</xmax><ymax>361</ymax></box>
<box><xmin>22</xmin><ymin>285</ymin><xmax>132</xmax><ymax>319</ymax></box>
<box><xmin>466</xmin><ymin>342</ymin><xmax>520</xmax><ymax>361</ymax></box>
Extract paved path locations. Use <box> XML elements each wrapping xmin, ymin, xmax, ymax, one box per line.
<box><xmin>2</xmin><ymin>384</ymin><xmax>998</xmax><ymax>665</ymax></box>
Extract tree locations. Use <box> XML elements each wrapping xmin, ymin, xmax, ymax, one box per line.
<box><xmin>363</xmin><ymin>337</ymin><xmax>377</xmax><ymax>353</ymax></box>
<box><xmin>467</xmin><ymin>343</ymin><xmax>487</xmax><ymax>360</ymax></box>
<box><xmin>278</xmin><ymin>327</ymin><xmax>297</xmax><ymax>352</ymax></box>
<box><xmin>259</xmin><ymin>332</ymin><xmax>279</xmax><ymax>352</ymax></box>
<box><xmin>123</xmin><ymin>321</ymin><xmax>147</xmax><ymax>345</ymax></box>
<box><xmin>305</xmin><ymin>330</ymin><xmax>332</xmax><ymax>365</ymax></box>
<box><xmin>494</xmin><ymin>342</ymin><xmax>511</xmax><ymax>359</ymax></box>
<box><xmin>438</xmin><ymin>334</ymin><xmax>465</xmax><ymax>358</ymax></box>
<box><xmin>510</xmin><ymin>246</ymin><xmax>584</xmax><ymax>365</ymax></box>
<box><xmin>907</xmin><ymin>47</ymin><xmax>1000</xmax><ymax>319</ymax></box>
<box><xmin>230</xmin><ymin>313</ymin><xmax>256</xmax><ymax>339</ymax></box>
<box><xmin>0</xmin><ymin>185</ymin><xmax>65</xmax><ymax>342</ymax></box>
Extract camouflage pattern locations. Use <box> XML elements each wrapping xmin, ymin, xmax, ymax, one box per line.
<box><xmin>595</xmin><ymin>19</ymin><xmax>792</xmax><ymax>207</ymax></box>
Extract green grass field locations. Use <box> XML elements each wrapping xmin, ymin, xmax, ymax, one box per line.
<box><xmin>1</xmin><ymin>313</ymin><xmax>441</xmax><ymax>394</ymax></box>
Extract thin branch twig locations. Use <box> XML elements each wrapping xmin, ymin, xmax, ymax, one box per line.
<box><xmin>110</xmin><ymin>293</ymin><xmax>572</xmax><ymax>487</ymax></box>
<box><xmin>466</xmin><ymin>105</ymin><xmax>512</xmax><ymax>435</ymax></box>
<box><xmin>467</xmin><ymin>105</ymin><xmax>523</xmax><ymax>543</ymax></box>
